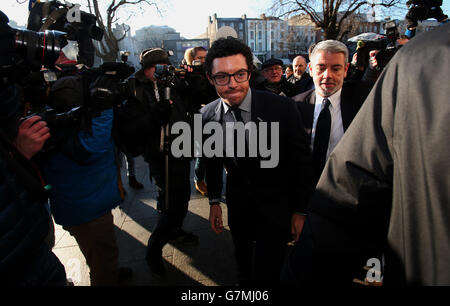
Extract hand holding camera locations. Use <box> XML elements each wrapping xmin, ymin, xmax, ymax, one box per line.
<box><xmin>14</xmin><ymin>116</ymin><xmax>51</xmax><ymax>160</ymax></box>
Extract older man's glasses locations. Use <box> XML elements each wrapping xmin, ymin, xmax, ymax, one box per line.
<box><xmin>210</xmin><ymin>69</ymin><xmax>250</xmax><ymax>86</ymax></box>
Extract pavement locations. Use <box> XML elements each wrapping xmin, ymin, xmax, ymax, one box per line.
<box><xmin>51</xmin><ymin>156</ymin><xmax>238</xmax><ymax>286</ymax></box>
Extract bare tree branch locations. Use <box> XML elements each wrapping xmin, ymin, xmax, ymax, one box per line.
<box><xmin>86</xmin><ymin>0</ymin><xmax>162</xmax><ymax>62</ymax></box>
<box><xmin>270</xmin><ymin>0</ymin><xmax>402</xmax><ymax>40</ymax></box>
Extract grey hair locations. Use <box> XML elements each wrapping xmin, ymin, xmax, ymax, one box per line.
<box><xmin>310</xmin><ymin>40</ymin><xmax>349</xmax><ymax>64</ymax></box>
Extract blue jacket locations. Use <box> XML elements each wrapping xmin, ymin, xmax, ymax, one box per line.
<box><xmin>43</xmin><ymin>109</ymin><xmax>121</xmax><ymax>226</ymax></box>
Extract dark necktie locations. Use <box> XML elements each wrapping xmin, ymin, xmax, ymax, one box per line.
<box><xmin>229</xmin><ymin>106</ymin><xmax>250</xmax><ymax>164</ymax></box>
<box><xmin>313</xmin><ymin>98</ymin><xmax>331</xmax><ymax>185</ymax></box>
<box><xmin>230</xmin><ymin>106</ymin><xmax>243</xmax><ymax>123</ymax></box>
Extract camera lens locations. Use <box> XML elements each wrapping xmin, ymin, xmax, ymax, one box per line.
<box><xmin>14</xmin><ymin>28</ymin><xmax>67</xmax><ymax>70</ymax></box>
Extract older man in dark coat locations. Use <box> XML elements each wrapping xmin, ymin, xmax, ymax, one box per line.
<box><xmin>283</xmin><ymin>22</ymin><xmax>450</xmax><ymax>286</ymax></box>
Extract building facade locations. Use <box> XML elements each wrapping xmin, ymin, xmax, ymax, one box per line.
<box><xmin>163</xmin><ymin>38</ymin><xmax>210</xmax><ymax>65</ymax></box>
<box><xmin>207</xmin><ymin>13</ymin><xmax>246</xmax><ymax>43</ymax></box>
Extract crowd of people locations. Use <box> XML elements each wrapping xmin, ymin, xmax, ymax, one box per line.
<box><xmin>1</xmin><ymin>6</ymin><xmax>449</xmax><ymax>287</ymax></box>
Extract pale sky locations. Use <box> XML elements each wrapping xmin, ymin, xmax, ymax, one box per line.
<box><xmin>2</xmin><ymin>0</ymin><xmax>449</xmax><ymax>38</ymax></box>
<box><xmin>2</xmin><ymin>0</ymin><xmax>273</xmax><ymax>38</ymax></box>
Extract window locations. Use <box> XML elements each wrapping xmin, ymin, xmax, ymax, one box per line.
<box><xmin>258</xmin><ymin>31</ymin><xmax>262</xmax><ymax>40</ymax></box>
<box><xmin>271</xmin><ymin>31</ymin><xmax>274</xmax><ymax>39</ymax></box>
<box><xmin>258</xmin><ymin>42</ymin><xmax>262</xmax><ymax>51</ymax></box>
<box><xmin>250</xmin><ymin>31</ymin><xmax>254</xmax><ymax>39</ymax></box>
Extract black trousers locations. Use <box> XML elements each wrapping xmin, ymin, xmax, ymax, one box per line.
<box><xmin>145</xmin><ymin>156</ymin><xmax>191</xmax><ymax>255</ymax></box>
<box><xmin>227</xmin><ymin>199</ymin><xmax>290</xmax><ymax>286</ymax></box>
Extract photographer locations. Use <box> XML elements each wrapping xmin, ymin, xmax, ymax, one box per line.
<box><xmin>37</xmin><ymin>53</ymin><xmax>133</xmax><ymax>287</ymax></box>
<box><xmin>125</xmin><ymin>48</ymin><xmax>198</xmax><ymax>277</ymax></box>
<box><xmin>0</xmin><ymin>11</ymin><xmax>66</xmax><ymax>285</ymax></box>
<box><xmin>180</xmin><ymin>47</ymin><xmax>218</xmax><ymax>197</ymax></box>
<box><xmin>405</xmin><ymin>0</ymin><xmax>448</xmax><ymax>39</ymax></box>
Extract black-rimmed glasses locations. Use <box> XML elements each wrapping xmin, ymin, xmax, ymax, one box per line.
<box><xmin>209</xmin><ymin>69</ymin><xmax>251</xmax><ymax>86</ymax></box>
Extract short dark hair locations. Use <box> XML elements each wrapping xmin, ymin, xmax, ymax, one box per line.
<box><xmin>205</xmin><ymin>37</ymin><xmax>253</xmax><ymax>75</ymax></box>
<box><xmin>191</xmin><ymin>46</ymin><xmax>207</xmax><ymax>58</ymax></box>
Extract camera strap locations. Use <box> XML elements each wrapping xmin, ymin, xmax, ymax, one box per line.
<box><xmin>39</xmin><ymin>7</ymin><xmax>68</xmax><ymax>32</ymax></box>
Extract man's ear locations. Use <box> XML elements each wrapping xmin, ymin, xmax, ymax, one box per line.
<box><xmin>206</xmin><ymin>74</ymin><xmax>215</xmax><ymax>86</ymax></box>
<box><xmin>344</xmin><ymin>62</ymin><xmax>350</xmax><ymax>78</ymax></box>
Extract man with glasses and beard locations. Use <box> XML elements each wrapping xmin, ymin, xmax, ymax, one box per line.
<box><xmin>200</xmin><ymin>37</ymin><xmax>312</xmax><ymax>286</ymax></box>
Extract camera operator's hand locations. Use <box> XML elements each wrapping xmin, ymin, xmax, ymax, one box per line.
<box><xmin>180</xmin><ymin>64</ymin><xmax>194</xmax><ymax>73</ymax></box>
<box><xmin>14</xmin><ymin>116</ymin><xmax>51</xmax><ymax>160</ymax></box>
<box><xmin>369</xmin><ymin>50</ymin><xmax>380</xmax><ymax>70</ymax></box>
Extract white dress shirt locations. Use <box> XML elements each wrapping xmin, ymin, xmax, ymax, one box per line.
<box><xmin>311</xmin><ymin>88</ymin><xmax>345</xmax><ymax>160</ymax></box>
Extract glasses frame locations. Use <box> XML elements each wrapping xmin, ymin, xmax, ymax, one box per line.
<box><xmin>209</xmin><ymin>69</ymin><xmax>251</xmax><ymax>86</ymax></box>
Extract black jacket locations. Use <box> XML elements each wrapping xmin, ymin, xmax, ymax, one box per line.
<box><xmin>116</xmin><ymin>69</ymin><xmax>193</xmax><ymax>158</ymax></box>
<box><xmin>286</xmin><ymin>73</ymin><xmax>314</xmax><ymax>95</ymax></box>
<box><xmin>0</xmin><ymin>86</ymin><xmax>50</xmax><ymax>284</ymax></box>
<box><xmin>201</xmin><ymin>89</ymin><xmax>313</xmax><ymax>231</ymax></box>
<box><xmin>287</xmin><ymin>24</ymin><xmax>450</xmax><ymax>286</ymax></box>
<box><xmin>252</xmin><ymin>78</ymin><xmax>300</xmax><ymax>97</ymax></box>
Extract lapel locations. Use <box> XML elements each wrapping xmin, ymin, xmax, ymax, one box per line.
<box><xmin>307</xmin><ymin>90</ymin><xmax>316</xmax><ymax>129</ymax></box>
<box><xmin>340</xmin><ymin>83</ymin><xmax>353</xmax><ymax>132</ymax></box>
<box><xmin>212</xmin><ymin>98</ymin><xmax>223</xmax><ymax>123</ymax></box>
<box><xmin>250</xmin><ymin>90</ymin><xmax>262</xmax><ymax>123</ymax></box>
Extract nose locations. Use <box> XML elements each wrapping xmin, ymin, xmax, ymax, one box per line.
<box><xmin>322</xmin><ymin>68</ymin><xmax>331</xmax><ymax>78</ymax></box>
<box><xmin>228</xmin><ymin>75</ymin><xmax>238</xmax><ymax>88</ymax></box>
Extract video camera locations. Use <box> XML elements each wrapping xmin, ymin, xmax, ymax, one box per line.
<box><xmin>355</xmin><ymin>19</ymin><xmax>399</xmax><ymax>70</ymax></box>
<box><xmin>406</xmin><ymin>0</ymin><xmax>448</xmax><ymax>28</ymax></box>
<box><xmin>27</xmin><ymin>0</ymin><xmax>103</xmax><ymax>67</ymax></box>
<box><xmin>20</xmin><ymin>60</ymin><xmax>134</xmax><ymax>152</ymax></box>
<box><xmin>154</xmin><ymin>60</ymin><xmax>205</xmax><ymax>82</ymax></box>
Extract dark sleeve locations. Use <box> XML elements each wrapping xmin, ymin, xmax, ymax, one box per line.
<box><xmin>305</xmin><ymin>53</ymin><xmax>397</xmax><ymax>279</ymax></box>
<box><xmin>361</xmin><ymin>67</ymin><xmax>382</xmax><ymax>84</ymax></box>
<box><xmin>305</xmin><ymin>75</ymin><xmax>315</xmax><ymax>91</ymax></box>
<box><xmin>204</xmin><ymin>156</ymin><xmax>224</xmax><ymax>204</ymax></box>
<box><xmin>283</xmin><ymin>98</ymin><xmax>314</xmax><ymax>214</ymax></box>
<box><xmin>202</xmin><ymin>113</ymin><xmax>224</xmax><ymax>203</ymax></box>
<box><xmin>283</xmin><ymin>80</ymin><xmax>301</xmax><ymax>97</ymax></box>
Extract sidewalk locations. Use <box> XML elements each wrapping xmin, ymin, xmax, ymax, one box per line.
<box><xmin>51</xmin><ymin>156</ymin><xmax>238</xmax><ymax>286</ymax></box>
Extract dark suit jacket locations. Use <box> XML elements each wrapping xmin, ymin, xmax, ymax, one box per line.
<box><xmin>292</xmin><ymin>81</ymin><xmax>373</xmax><ymax>147</ymax></box>
<box><xmin>287</xmin><ymin>73</ymin><xmax>314</xmax><ymax>95</ymax></box>
<box><xmin>200</xmin><ymin>89</ymin><xmax>312</xmax><ymax>231</ymax></box>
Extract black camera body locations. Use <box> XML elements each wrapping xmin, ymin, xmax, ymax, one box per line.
<box><xmin>20</xmin><ymin>61</ymin><xmax>135</xmax><ymax>153</ymax></box>
<box><xmin>355</xmin><ymin>19</ymin><xmax>399</xmax><ymax>70</ymax></box>
<box><xmin>27</xmin><ymin>0</ymin><xmax>103</xmax><ymax>67</ymax></box>
<box><xmin>406</xmin><ymin>0</ymin><xmax>447</xmax><ymax>28</ymax></box>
